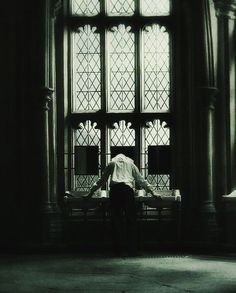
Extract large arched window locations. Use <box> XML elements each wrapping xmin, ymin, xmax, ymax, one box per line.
<box><xmin>65</xmin><ymin>0</ymin><xmax>173</xmax><ymax>191</ymax></box>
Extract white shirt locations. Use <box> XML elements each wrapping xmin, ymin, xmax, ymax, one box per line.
<box><xmin>91</xmin><ymin>154</ymin><xmax>154</xmax><ymax>195</ymax></box>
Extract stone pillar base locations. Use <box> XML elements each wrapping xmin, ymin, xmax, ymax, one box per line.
<box><xmin>41</xmin><ymin>202</ymin><xmax>59</xmax><ymax>213</ymax></box>
<box><xmin>199</xmin><ymin>201</ymin><xmax>219</xmax><ymax>242</ymax></box>
<box><xmin>220</xmin><ymin>194</ymin><xmax>236</xmax><ymax>246</ymax></box>
<box><xmin>40</xmin><ymin>202</ymin><xmax>63</xmax><ymax>244</ymax></box>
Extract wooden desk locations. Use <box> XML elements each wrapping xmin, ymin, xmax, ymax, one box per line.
<box><xmin>63</xmin><ymin>190</ymin><xmax>181</xmax><ymax>220</ymax></box>
<box><xmin>62</xmin><ymin>190</ymin><xmax>182</xmax><ymax>243</ymax></box>
<box><xmin>63</xmin><ymin>190</ymin><xmax>181</xmax><ymax>216</ymax></box>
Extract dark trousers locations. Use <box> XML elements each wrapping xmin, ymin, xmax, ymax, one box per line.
<box><xmin>109</xmin><ymin>183</ymin><xmax>138</xmax><ymax>254</ymax></box>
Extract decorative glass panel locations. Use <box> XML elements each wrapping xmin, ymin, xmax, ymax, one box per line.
<box><xmin>72</xmin><ymin>26</ymin><xmax>101</xmax><ymax>112</ymax></box>
<box><xmin>108</xmin><ymin>0</ymin><xmax>134</xmax><ymax>16</ymax></box>
<box><xmin>73</xmin><ymin>121</ymin><xmax>101</xmax><ymax>191</ymax></box>
<box><xmin>71</xmin><ymin>0</ymin><xmax>100</xmax><ymax>16</ymax></box>
<box><xmin>110</xmin><ymin>120</ymin><xmax>135</xmax><ymax>146</ymax></box>
<box><xmin>142</xmin><ymin>0</ymin><xmax>170</xmax><ymax>16</ymax></box>
<box><xmin>142</xmin><ymin>120</ymin><xmax>170</xmax><ymax>190</ymax></box>
<box><xmin>143</xmin><ymin>25</ymin><xmax>170</xmax><ymax>112</ymax></box>
<box><xmin>144</xmin><ymin>120</ymin><xmax>170</xmax><ymax>146</ymax></box>
<box><xmin>109</xmin><ymin>25</ymin><xmax>135</xmax><ymax>111</ymax></box>
<box><xmin>146</xmin><ymin>174</ymin><xmax>170</xmax><ymax>189</ymax></box>
<box><xmin>74</xmin><ymin>121</ymin><xmax>100</xmax><ymax>145</ymax></box>
<box><xmin>75</xmin><ymin>175</ymin><xmax>100</xmax><ymax>192</ymax></box>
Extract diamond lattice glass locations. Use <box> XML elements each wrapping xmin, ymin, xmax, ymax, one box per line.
<box><xmin>142</xmin><ymin>0</ymin><xmax>170</xmax><ymax>16</ymax></box>
<box><xmin>71</xmin><ymin>0</ymin><xmax>100</xmax><ymax>16</ymax></box>
<box><xmin>72</xmin><ymin>26</ymin><xmax>101</xmax><ymax>112</ymax></box>
<box><xmin>143</xmin><ymin>24</ymin><xmax>170</xmax><ymax>112</ymax></box>
<box><xmin>73</xmin><ymin>121</ymin><xmax>101</xmax><ymax>191</ymax></box>
<box><xmin>144</xmin><ymin>120</ymin><xmax>170</xmax><ymax>146</ymax></box>
<box><xmin>108</xmin><ymin>0</ymin><xmax>134</xmax><ymax>16</ymax></box>
<box><xmin>109</xmin><ymin>25</ymin><xmax>135</xmax><ymax>111</ymax></box>
<box><xmin>111</xmin><ymin>120</ymin><xmax>135</xmax><ymax>146</ymax></box>
<box><xmin>75</xmin><ymin>175</ymin><xmax>100</xmax><ymax>191</ymax></box>
<box><xmin>142</xmin><ymin>120</ymin><xmax>170</xmax><ymax>189</ymax></box>
<box><xmin>74</xmin><ymin>121</ymin><xmax>100</xmax><ymax>146</ymax></box>
<box><xmin>147</xmin><ymin>174</ymin><xmax>170</xmax><ymax>190</ymax></box>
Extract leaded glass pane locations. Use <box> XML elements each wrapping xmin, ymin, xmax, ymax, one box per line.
<box><xmin>111</xmin><ymin>120</ymin><xmax>135</xmax><ymax>146</ymax></box>
<box><xmin>144</xmin><ymin>120</ymin><xmax>170</xmax><ymax>146</ymax></box>
<box><xmin>142</xmin><ymin>120</ymin><xmax>170</xmax><ymax>190</ymax></box>
<box><xmin>107</xmin><ymin>0</ymin><xmax>134</xmax><ymax>16</ymax></box>
<box><xmin>73</xmin><ymin>121</ymin><xmax>101</xmax><ymax>191</ymax></box>
<box><xmin>74</xmin><ymin>121</ymin><xmax>100</xmax><ymax>146</ymax></box>
<box><xmin>75</xmin><ymin>175</ymin><xmax>100</xmax><ymax>191</ymax></box>
<box><xmin>72</xmin><ymin>26</ymin><xmax>101</xmax><ymax>112</ymax></box>
<box><xmin>147</xmin><ymin>174</ymin><xmax>170</xmax><ymax>189</ymax></box>
<box><xmin>143</xmin><ymin>25</ymin><xmax>170</xmax><ymax>112</ymax></box>
<box><xmin>109</xmin><ymin>25</ymin><xmax>135</xmax><ymax>111</ymax></box>
<box><xmin>71</xmin><ymin>0</ymin><xmax>100</xmax><ymax>16</ymax></box>
<box><xmin>142</xmin><ymin>0</ymin><xmax>170</xmax><ymax>16</ymax></box>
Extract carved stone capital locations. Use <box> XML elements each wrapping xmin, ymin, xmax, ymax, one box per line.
<box><xmin>51</xmin><ymin>0</ymin><xmax>63</xmax><ymax>18</ymax></box>
<box><xmin>214</xmin><ymin>0</ymin><xmax>236</xmax><ymax>19</ymax></box>
<box><xmin>198</xmin><ymin>86</ymin><xmax>219</xmax><ymax>110</ymax></box>
<box><xmin>40</xmin><ymin>86</ymin><xmax>54</xmax><ymax>111</ymax></box>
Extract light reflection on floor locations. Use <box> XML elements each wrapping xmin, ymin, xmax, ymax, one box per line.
<box><xmin>0</xmin><ymin>253</ymin><xmax>236</xmax><ymax>292</ymax></box>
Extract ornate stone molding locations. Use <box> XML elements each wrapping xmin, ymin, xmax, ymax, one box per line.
<box><xmin>214</xmin><ymin>0</ymin><xmax>236</xmax><ymax>19</ymax></box>
<box><xmin>51</xmin><ymin>0</ymin><xmax>63</xmax><ymax>18</ymax></box>
<box><xmin>198</xmin><ymin>86</ymin><xmax>219</xmax><ymax>110</ymax></box>
<box><xmin>68</xmin><ymin>15</ymin><xmax>172</xmax><ymax>32</ymax></box>
<box><xmin>40</xmin><ymin>86</ymin><xmax>54</xmax><ymax>111</ymax></box>
<box><xmin>70</xmin><ymin>112</ymin><xmax>172</xmax><ymax>130</ymax></box>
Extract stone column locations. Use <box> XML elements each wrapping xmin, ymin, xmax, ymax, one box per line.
<box><xmin>193</xmin><ymin>0</ymin><xmax>219</xmax><ymax>241</ymax></box>
<box><xmin>214</xmin><ymin>0</ymin><xmax>236</xmax><ymax>192</ymax></box>
<box><xmin>39</xmin><ymin>86</ymin><xmax>54</xmax><ymax>212</ymax></box>
<box><xmin>198</xmin><ymin>86</ymin><xmax>218</xmax><ymax>240</ymax></box>
<box><xmin>213</xmin><ymin>0</ymin><xmax>236</xmax><ymax>247</ymax></box>
<box><xmin>36</xmin><ymin>0</ymin><xmax>54</xmax><ymax>213</ymax></box>
<box><xmin>35</xmin><ymin>0</ymin><xmax>62</xmax><ymax>244</ymax></box>
<box><xmin>38</xmin><ymin>0</ymin><xmax>62</xmax><ymax>212</ymax></box>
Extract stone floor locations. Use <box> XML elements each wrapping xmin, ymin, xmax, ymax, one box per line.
<box><xmin>1</xmin><ymin>252</ymin><xmax>236</xmax><ymax>292</ymax></box>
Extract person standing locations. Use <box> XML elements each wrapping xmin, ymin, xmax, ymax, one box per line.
<box><xmin>86</xmin><ymin>153</ymin><xmax>160</xmax><ymax>256</ymax></box>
